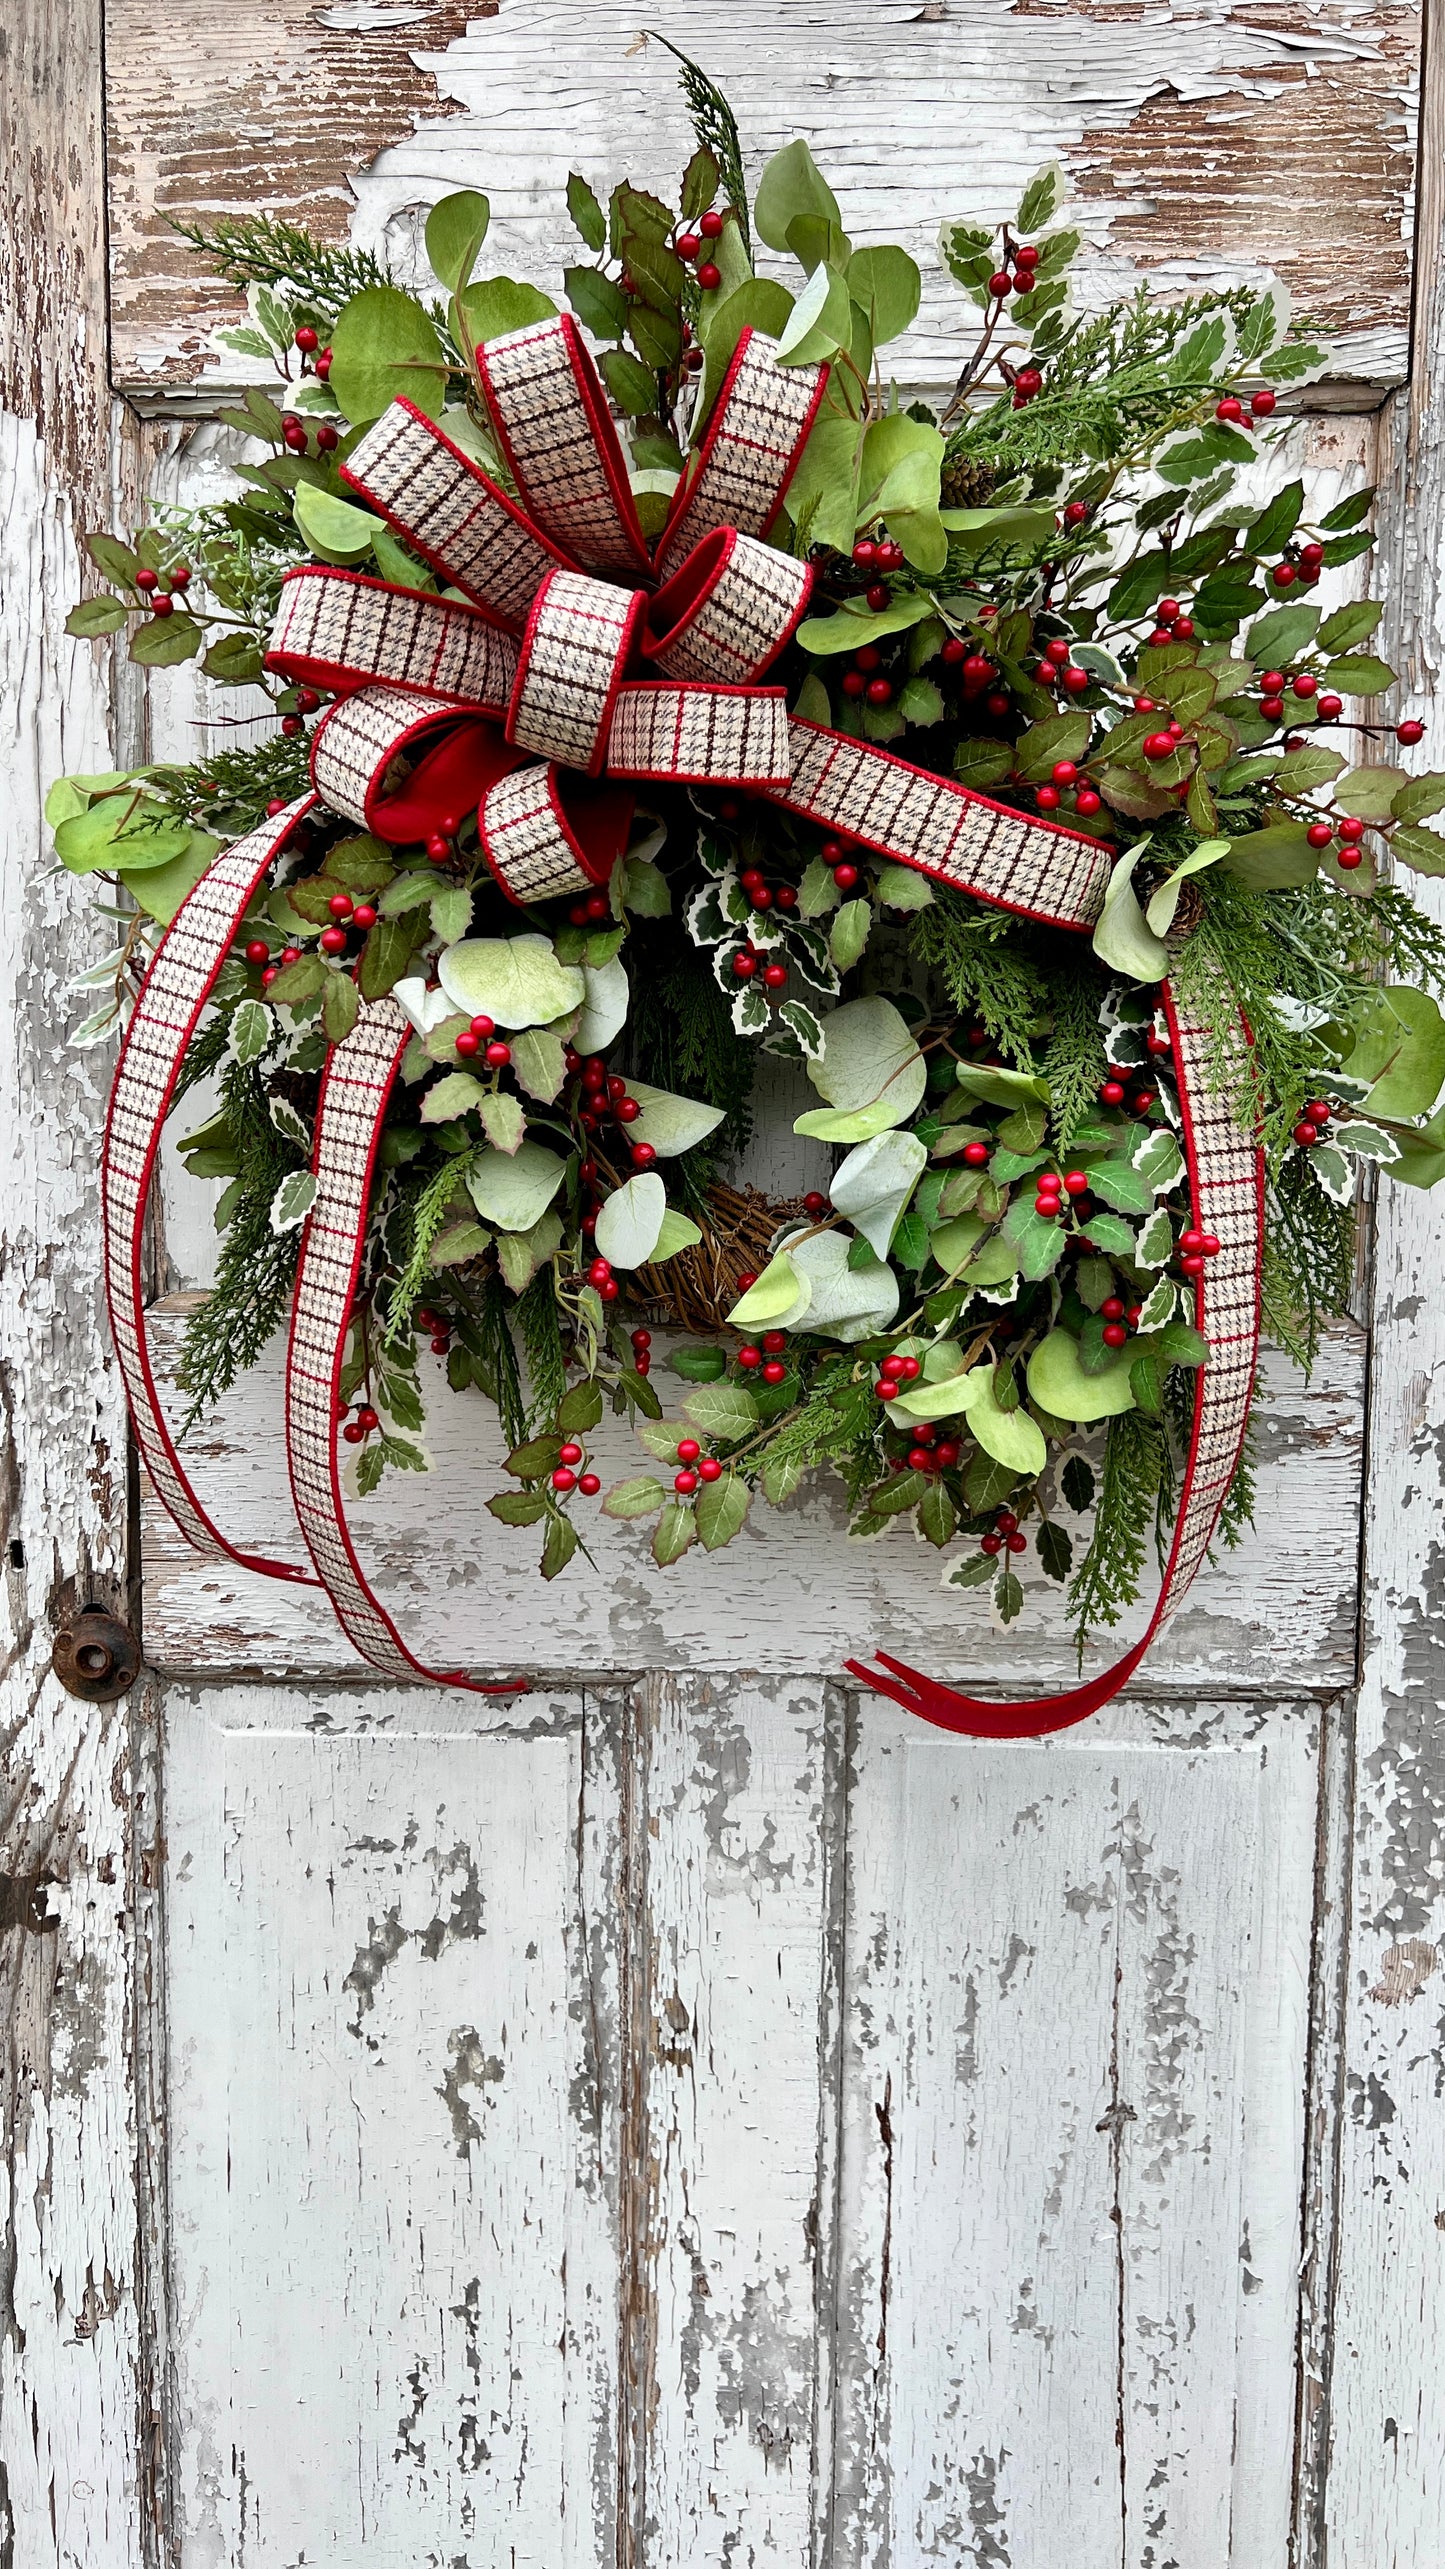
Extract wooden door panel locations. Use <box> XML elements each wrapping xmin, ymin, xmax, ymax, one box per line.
<box><xmin>162</xmin><ymin>1682</ymin><xmax>620</xmax><ymax>2564</ymax></box>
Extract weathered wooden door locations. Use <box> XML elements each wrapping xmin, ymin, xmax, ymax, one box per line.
<box><xmin>7</xmin><ymin>4</ymin><xmax>1445</xmax><ymax>2561</ymax></box>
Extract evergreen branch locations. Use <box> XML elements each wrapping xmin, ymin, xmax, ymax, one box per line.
<box><xmin>171</xmin><ymin>213</ymin><xmax>389</xmax><ymax>319</ymax></box>
<box><xmin>517</xmin><ymin>1268</ymin><xmax>568</xmax><ymax>1428</ymax></box>
<box><xmin>649</xmin><ymin>34</ymin><xmax>750</xmax><ymax>247</ymax></box>
<box><xmin>1067</xmin><ymin>1413</ymin><xmax>1165</xmax><ymax>1658</ymax></box>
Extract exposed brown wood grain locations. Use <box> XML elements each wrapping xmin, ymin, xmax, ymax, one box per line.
<box><xmin>105</xmin><ymin>0</ymin><xmax>481</xmax><ymax>382</ymax></box>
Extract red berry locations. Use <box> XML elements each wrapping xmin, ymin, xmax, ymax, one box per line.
<box><xmin>426</xmin><ymin>833</ymin><xmax>450</xmax><ymax>862</ymax></box>
<box><xmin>762</xmin><ymin>1330</ymin><xmax>788</xmax><ymax>1354</ymax></box>
<box><xmin>866</xmin><ymin>679</ymin><xmax>893</xmax><ymax>709</ymax></box>
<box><xmin>1052</xmin><ymin>760</ymin><xmax>1079</xmax><ymax>785</ymax></box>
<box><xmin>342</xmin><ymin>1420</ymin><xmax>366</xmax><ymax>1444</ymax></box>
<box><xmin>281</xmin><ymin>947</ymin><xmax>302</xmax><ymax>966</ymax></box>
<box><xmin>761</xmin><ymin>1359</ymin><xmax>787</xmax><ymax>1385</ymax></box>
<box><xmin>763</xmin><ymin>962</ymin><xmax>787</xmax><ymax>990</ymax></box>
<box><xmin>261</xmin><ymin>966</ymin><xmax>279</xmax><ymax>988</ymax></box>
<box><xmin>265</xmin><ymin>798</ymin><xmax>287</xmax><ymax>817</ymax></box>
<box><xmin>430</xmin><ymin>1332</ymin><xmax>450</xmax><ymax>1354</ymax></box>
<box><xmin>775</xmin><ymin>885</ymin><xmax>797</xmax><ymax>911</ymax></box>
<box><xmin>630</xmin><ymin>1141</ymin><xmax>658</xmax><ymax>1168</ymax></box>
<box><xmin>875</xmin><ymin>1379</ymin><xmax>899</xmax><ymax>1402</ymax></box>
<box><xmin>1075</xmin><ymin>789</ymin><xmax>1103</xmax><ymax>816</ymax></box>
<box><xmin>980</xmin><ymin>1533</ymin><xmax>1003</xmax><ymax>1556</ymax></box>
<box><xmin>852</xmin><ymin>539</ymin><xmax>878</xmax><ymax>568</ymax></box>
<box><xmin>315</xmin><ymin>349</ymin><xmax>332</xmax><ymax>380</ymax></box>
<box><xmin>696</xmin><ymin>261</ymin><xmax>722</xmax><ymax>291</ymax></box>
<box><xmin>352</xmin><ymin>902</ymin><xmax>377</xmax><ymax>930</ymax></box>
<box><xmin>630</xmin><ymin>1327</ymin><xmax>651</xmax><ymax>1349</ymax></box>
<box><xmin>1100</xmin><ymin>1295</ymin><xmax>1126</xmax><ymax>1320</ymax></box>
<box><xmin>866</xmin><ymin>584</ymin><xmax>889</xmax><ymax>611</ymax></box>
<box><xmin>1338</xmin><ymin>816</ymin><xmax>1365</xmax><ymax>843</ymax></box>
<box><xmin>484</xmin><ymin>1039</ymin><xmax>511</xmax><ymax>1067</ymax></box>
<box><xmin>676</xmin><ymin>231</ymin><xmax>700</xmax><ymax>261</ymax></box>
<box><xmin>1143</xmin><ymin>732</ymin><xmax>1175</xmax><ymax>761</ymax></box>
<box><xmin>1100</xmin><ymin>1080</ymin><xmax>1126</xmax><ymax>1106</ymax></box>
<box><xmin>587</xmin><ymin>1257</ymin><xmax>612</xmax><ymax>1285</ymax></box>
<box><xmin>1006</xmin><ymin>1531</ymin><xmax>1028</xmax><ymax>1554</ymax></box>
<box><xmin>986</xmin><ymin>691</ymin><xmax>1011</xmax><ymax>718</ymax></box>
<box><xmin>244</xmin><ymin>938</ymin><xmax>270</xmax><ymax>964</ymax></box>
<box><xmin>1304</xmin><ymin>1102</ymin><xmax>1331</xmax><ymax>1126</ymax></box>
<box><xmin>1260</xmin><ymin>698</ymin><xmax>1286</xmax><ymax>723</ymax></box>
<box><xmin>294</xmin><ymin>325</ymin><xmax>319</xmax><ymax>353</ymax></box>
<box><xmin>1293</xmin><ymin>1120</ymin><xmax>1319</xmax><ymax>1147</ymax></box>
<box><xmin>1273</xmin><ymin>562</ymin><xmax>1297</xmax><ymax>588</ymax></box>
<box><xmin>962</xmin><ymin>653</ymin><xmax>995</xmax><ymax>687</ymax></box>
<box><xmin>1063</xmin><ymin>1170</ymin><xmax>1089</xmax><ymax>1196</ymax></box>
<box><xmin>455</xmin><ymin>1030</ymin><xmax>481</xmax><ymax>1057</ymax></box>
<box><xmin>833</xmin><ymin>863</ymin><xmax>859</xmax><ymax>890</ymax></box>
<box><xmin>1064</xmin><ymin>500</ymin><xmax>1089</xmax><ymax>526</ymax></box>
<box><xmin>803</xmin><ymin>1191</ymin><xmax>827</xmax><ymax>1216</ymax></box>
<box><xmin>676</xmin><ymin>1437</ymin><xmax>701</xmax><ymax>1463</ymax></box>
<box><xmin>315</xmin><ymin>423</ymin><xmax>339</xmax><ymax>454</ymax></box>
<box><xmin>737</xmin><ymin>1345</ymin><xmax>762</xmax><ymax>1368</ymax></box>
<box><xmin>1045</xmin><ymin>636</ymin><xmax>1072</xmax><ymax>666</ymax></box>
<box><xmin>941</xmin><ymin>635</ymin><xmax>968</xmax><ymax>665</ymax></box>
<box><xmin>151</xmin><ymin>593</ymin><xmax>174</xmax><ymax>618</ymax></box>
<box><xmin>1292</xmin><ymin>673</ymin><xmax>1318</xmax><ymax>699</ymax></box>
<box><xmin>135</xmin><ymin>566</ymin><xmax>158</xmax><ymax>592</ymax></box>
<box><xmin>673</xmin><ymin>1469</ymin><xmax>698</xmax><ymax>1495</ymax></box>
<box><xmin>697</xmin><ymin>1457</ymin><xmax>723</xmax><ymax>1483</ymax></box>
<box><xmin>615</xmin><ymin>1095</ymin><xmax>641</xmax><ymax>1123</ymax></box>
<box><xmin>357</xmin><ymin>1406</ymin><xmax>379</xmax><ymax>1433</ymax></box>
<box><xmin>1251</xmin><ymin>387</ymin><xmax>1277</xmax><ymax>416</ymax></box>
<box><xmin>1014</xmin><ymin>244</ymin><xmax>1040</xmax><ymax>270</ymax></box>
<box><xmin>699</xmin><ymin>209</ymin><xmax>724</xmax><ymax>239</ymax></box>
<box><xmin>841</xmin><ymin>670</ymin><xmax>867</xmax><ymax>699</ymax></box>
<box><xmin>319</xmin><ymin>925</ymin><xmax>348</xmax><ymax>954</ymax></box>
<box><xmin>327</xmin><ymin>890</ymin><xmax>354</xmax><ymax>919</ymax></box>
<box><xmin>989</xmin><ymin>270</ymin><xmax>1013</xmax><ymax>298</ymax></box>
<box><xmin>1336</xmin><ymin>846</ymin><xmax>1364</xmax><ymax>870</ymax></box>
<box><xmin>996</xmin><ymin>1510</ymin><xmax>1019</xmax><ymax>1533</ymax></box>
<box><xmin>906</xmin><ymin>1445</ymin><xmax>934</xmax><ymax>1473</ymax></box>
<box><xmin>1304</xmin><ymin>822</ymin><xmax>1334</xmax><ymax>851</ymax></box>
<box><xmin>1033</xmin><ymin>1193</ymin><xmax>1060</xmax><ymax>1219</ymax></box>
<box><xmin>1036</xmin><ymin>785</ymin><xmax>1060</xmax><ymax>811</ymax></box>
<box><xmin>578</xmin><ymin>1473</ymin><xmax>602</xmax><ymax>1496</ymax></box>
<box><xmin>962</xmin><ymin>1140</ymin><xmax>991</xmax><ymax>1167</ymax></box>
<box><xmin>733</xmin><ymin>952</ymin><xmax>757</xmax><ymax>979</ymax></box>
<box><xmin>1215</xmin><ymin>397</ymin><xmax>1245</xmax><ymax>424</ymax></box>
<box><xmin>735</xmin><ymin>1272</ymin><xmax>758</xmax><ymax>1292</ymax></box>
<box><xmin>1102</xmin><ymin>1322</ymin><xmax>1129</xmax><ymax>1348</ymax></box>
<box><xmin>559</xmin><ymin>1441</ymin><xmax>585</xmax><ymax>1467</ymax></box>
<box><xmin>1317</xmin><ymin>693</ymin><xmax>1343</xmax><ymax>722</ymax></box>
<box><xmin>897</xmin><ymin>1355</ymin><xmax>921</xmax><ymax>1380</ymax></box>
<box><xmin>1398</xmin><ymin>719</ymin><xmax>1426</xmax><ymax>745</ymax></box>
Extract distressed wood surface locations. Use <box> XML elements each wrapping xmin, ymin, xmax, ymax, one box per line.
<box><xmin>137</xmin><ymin>1306</ymin><xmax>1365</xmax><ymax>1695</ymax></box>
<box><xmin>106</xmin><ymin>0</ymin><xmax>1419</xmax><ymax>396</ymax></box>
<box><xmin>1324</xmin><ymin>11</ymin><xmax>1445</xmax><ymax>2549</ymax></box>
<box><xmin>0</xmin><ymin>3</ymin><xmax>154</xmax><ymax>2561</ymax></box>
<box><xmin>832</xmin><ymin>1696</ymin><xmax>1321</xmax><ymax>2565</ymax></box>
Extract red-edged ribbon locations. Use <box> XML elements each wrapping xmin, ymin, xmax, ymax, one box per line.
<box><xmin>106</xmin><ymin>312</ymin><xmax>1262</xmax><ymax>1720</ymax></box>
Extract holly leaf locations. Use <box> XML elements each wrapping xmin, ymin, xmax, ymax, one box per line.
<box><xmin>602</xmin><ymin>1474</ymin><xmax>666</xmax><ymax>1520</ymax></box>
<box><xmin>652</xmin><ymin>1497</ymin><xmax>696</xmax><ymax>1567</ymax></box>
<box><xmin>696</xmin><ymin>1472</ymin><xmax>750</xmax><ymax>1551</ymax></box>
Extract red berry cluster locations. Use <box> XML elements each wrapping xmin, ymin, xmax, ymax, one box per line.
<box><xmin>456</xmin><ymin>1012</ymin><xmax>512</xmax><ymax>1067</ymax></box>
<box><xmin>568</xmin><ymin>1055</ymin><xmax>656</xmax><ymax>1168</ymax></box>
<box><xmin>1292</xmin><ymin>1097</ymin><xmax>1335</xmax><ymax>1150</ymax></box>
<box><xmin>989</xmin><ymin>242</ymin><xmax>1040</xmax><ymax>301</ymax></box>
<box><xmin>852</xmin><ymin>533</ymin><xmax>906</xmax><ymax>610</ymax></box>
<box><xmin>888</xmin><ymin>1419</ymin><xmax>962</xmax><ymax>1473</ymax></box>
<box><xmin>314</xmin><ymin>885</ymin><xmax>380</xmax><ymax>958</ymax></box>
<box><xmin>281</xmin><ymin>409</ymin><xmax>339</xmax><ymax>458</ymax></box>
<box><xmin>1031</xmin><ymin>635</ymin><xmax>1090</xmax><ymax>698</ymax></box>
<box><xmin>979</xmin><ymin>1507</ymin><xmax>1029</xmax><ymax>1558</ymax></box>
<box><xmin>424</xmin><ymin>811</ymin><xmax>465</xmax><ymax>868</ymax></box>
<box><xmin>840</xmin><ymin>638</ymin><xmax>896</xmax><ymax>707</ymax></box>
<box><xmin>415</xmin><ymin>1305</ymin><xmax>453</xmax><ymax>1357</ymax></box>
<box><xmin>1305</xmin><ymin>815</ymin><xmax>1366</xmax><ymax>871</ymax></box>
<box><xmin>1215</xmin><ymin>387</ymin><xmax>1277</xmax><ymax>429</ymax></box>
<box><xmin>630</xmin><ymin>1326</ymin><xmax>652</xmax><ymax>1379</ymax></box>
<box><xmin>1036</xmin><ymin>755</ymin><xmax>1102</xmax><ymax>820</ymax></box>
<box><xmin>816</xmin><ymin>835</ymin><xmax>861</xmax><ymax>894</ymax></box>
<box><xmin>551</xmin><ymin>1432</ymin><xmax>603</xmax><ymax>1497</ymax></box>
<box><xmin>1096</xmin><ymin>1063</ymin><xmax>1160</xmax><ymax>1115</ymax></box>
<box><xmin>1146</xmin><ymin>595</ymin><xmax>1197</xmax><ymax>648</ymax></box>
<box><xmin>733</xmin><ymin>1329</ymin><xmax>792</xmax><ymax>1387</ymax></box>
<box><xmin>669</xmin><ymin>1433</ymin><xmax>726</xmax><ymax>1496</ymax></box>
<box><xmin>338</xmin><ymin>1398</ymin><xmax>380</xmax><ymax>1446</ymax></box>
<box><xmin>292</xmin><ymin>326</ymin><xmax>333</xmax><ymax>385</ymax></box>
<box><xmin>873</xmin><ymin>1350</ymin><xmax>922</xmax><ymax>1402</ymax></box>
<box><xmin>1176</xmin><ymin>1226</ymin><xmax>1222</xmax><ymax>1278</ymax></box>
<box><xmin>674</xmin><ymin>206</ymin><xmax>725</xmax><ymax>293</ymax></box>
<box><xmin>568</xmin><ymin>888</ymin><xmax>614</xmax><ymax>927</ymax></box>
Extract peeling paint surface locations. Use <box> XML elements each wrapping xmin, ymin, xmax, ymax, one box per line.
<box><xmin>105</xmin><ymin>0</ymin><xmax>1418</xmax><ymax>392</ymax></box>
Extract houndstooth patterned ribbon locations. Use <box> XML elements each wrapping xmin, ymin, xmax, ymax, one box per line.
<box><xmin>107</xmin><ymin>312</ymin><xmax>1261</xmax><ymax>1719</ymax></box>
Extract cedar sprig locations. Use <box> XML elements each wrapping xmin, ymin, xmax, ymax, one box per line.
<box><xmin>171</xmin><ymin>213</ymin><xmax>388</xmax><ymax>319</ymax></box>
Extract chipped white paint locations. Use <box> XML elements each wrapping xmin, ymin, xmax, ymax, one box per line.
<box><xmin>162</xmin><ymin>1681</ymin><xmax>619</xmax><ymax>2565</ymax></box>
<box><xmin>835</xmin><ymin>1697</ymin><xmax>1319</xmax><ymax>2565</ymax></box>
<box><xmin>138</xmin><ymin>1308</ymin><xmax>1365</xmax><ymax>1695</ymax></box>
<box><xmin>344</xmin><ymin>0</ymin><xmax>1415</xmax><ymax>401</ymax></box>
<box><xmin>1325</xmin><ymin>52</ymin><xmax>1445</xmax><ymax>2544</ymax></box>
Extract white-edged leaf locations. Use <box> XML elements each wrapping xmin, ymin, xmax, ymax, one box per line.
<box><xmin>269</xmin><ymin>1167</ymin><xmax>318</xmax><ymax>1235</ymax></box>
<box><xmin>227</xmin><ymin>997</ymin><xmax>271</xmax><ymax>1066</ymax></box>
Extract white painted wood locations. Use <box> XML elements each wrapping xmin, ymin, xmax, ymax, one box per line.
<box><xmin>138</xmin><ymin>1309</ymin><xmax>1365</xmax><ymax>1695</ymax></box>
<box><xmin>834</xmin><ymin>1696</ymin><xmax>1320</xmax><ymax>2566</ymax></box>
<box><xmin>161</xmin><ymin>1679</ymin><xmax>620</xmax><ymax>2566</ymax></box>
<box><xmin>0</xmin><ymin>4</ymin><xmax>153</xmax><ymax>2559</ymax></box>
<box><xmin>619</xmin><ymin>1676</ymin><xmax>842</xmax><ymax>2565</ymax></box>
<box><xmin>1324</xmin><ymin>56</ymin><xmax>1445</xmax><ymax>2539</ymax></box>
<box><xmin>108</xmin><ymin>0</ymin><xmax>1417</xmax><ymax>396</ymax></box>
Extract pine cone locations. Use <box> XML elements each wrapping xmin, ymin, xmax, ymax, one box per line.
<box><xmin>941</xmin><ymin>456</ymin><xmax>998</xmax><ymax>509</ymax></box>
<box><xmin>1169</xmin><ymin>880</ymin><xmax>1207</xmax><ymax>938</ymax></box>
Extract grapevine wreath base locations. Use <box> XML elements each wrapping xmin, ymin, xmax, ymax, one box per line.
<box><xmin>61</xmin><ymin>72</ymin><xmax>1445</xmax><ymax>1735</ymax></box>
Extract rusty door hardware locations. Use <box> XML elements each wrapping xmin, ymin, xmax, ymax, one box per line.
<box><xmin>51</xmin><ymin>1608</ymin><xmax>141</xmax><ymax>1700</ymax></box>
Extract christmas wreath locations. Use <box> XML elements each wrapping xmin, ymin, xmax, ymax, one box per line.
<box><xmin>58</xmin><ymin>51</ymin><xmax>1445</xmax><ymax>1731</ymax></box>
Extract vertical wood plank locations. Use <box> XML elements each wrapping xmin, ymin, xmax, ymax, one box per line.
<box><xmin>836</xmin><ymin>1702</ymin><xmax>1320</xmax><ymax>2566</ymax></box>
<box><xmin>621</xmin><ymin>1675</ymin><xmax>842</xmax><ymax>2567</ymax></box>
<box><xmin>161</xmin><ymin>1683</ymin><xmax>618</xmax><ymax>2567</ymax></box>
<box><xmin>1</xmin><ymin>1</ymin><xmax>148</xmax><ymax>2558</ymax></box>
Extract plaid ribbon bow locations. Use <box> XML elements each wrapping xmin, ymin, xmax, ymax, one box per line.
<box><xmin>100</xmin><ymin>313</ymin><xmax>1261</xmax><ymax>1726</ymax></box>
